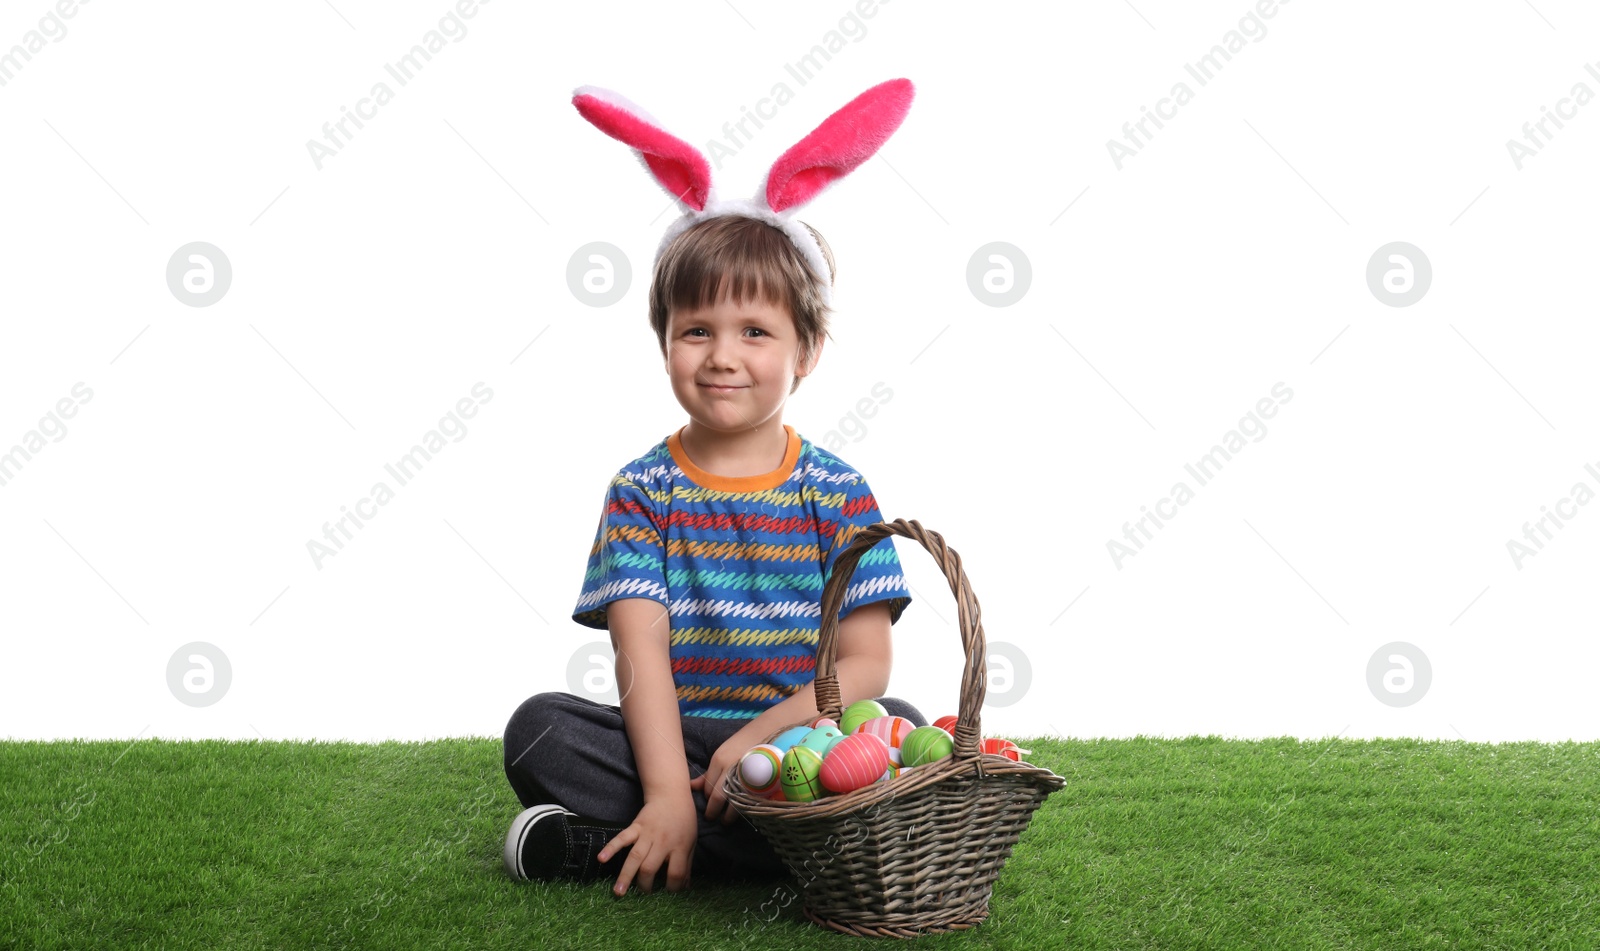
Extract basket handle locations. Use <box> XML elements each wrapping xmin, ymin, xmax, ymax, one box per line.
<box><xmin>813</xmin><ymin>518</ymin><xmax>987</xmax><ymax>763</ymax></box>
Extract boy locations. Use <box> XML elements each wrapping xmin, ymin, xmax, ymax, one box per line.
<box><xmin>501</xmin><ymin>213</ymin><xmax>924</xmax><ymax>896</ymax></box>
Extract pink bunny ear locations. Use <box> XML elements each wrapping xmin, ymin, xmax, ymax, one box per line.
<box><xmin>572</xmin><ymin>85</ymin><xmax>713</xmax><ymax>212</ymax></box>
<box><xmin>764</xmin><ymin>78</ymin><xmax>915</xmax><ymax>214</ymax></box>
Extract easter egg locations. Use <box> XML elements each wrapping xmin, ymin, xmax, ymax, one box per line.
<box><xmin>933</xmin><ymin>715</ymin><xmax>960</xmax><ymax>735</ymax></box>
<box><xmin>979</xmin><ymin>738</ymin><xmax>1032</xmax><ymax>762</ymax></box>
<box><xmin>901</xmin><ymin>725</ymin><xmax>955</xmax><ymax>767</ymax></box>
<box><xmin>886</xmin><ymin>745</ymin><xmax>902</xmax><ymax>767</ymax></box>
<box><xmin>780</xmin><ymin>745</ymin><xmax>826</xmax><ymax>803</ymax></box>
<box><xmin>809</xmin><ymin>715</ymin><xmax>838</xmax><ymax>729</ymax></box>
<box><xmin>878</xmin><ymin>763</ymin><xmax>902</xmax><ymax>783</ymax></box>
<box><xmin>839</xmin><ymin>699</ymin><xmax>889</xmax><ymax>736</ymax></box>
<box><xmin>771</xmin><ymin>726</ymin><xmax>811</xmax><ymax>752</ymax></box>
<box><xmin>799</xmin><ymin>725</ymin><xmax>844</xmax><ymax>756</ymax></box>
<box><xmin>819</xmin><ymin>733</ymin><xmax>890</xmax><ymax>794</ymax></box>
<box><xmin>736</xmin><ymin>744</ymin><xmax>784</xmax><ymax>796</ymax></box>
<box><xmin>855</xmin><ymin>715</ymin><xmax>916</xmax><ymax>749</ymax></box>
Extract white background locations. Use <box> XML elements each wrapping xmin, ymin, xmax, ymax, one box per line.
<box><xmin>2</xmin><ymin>0</ymin><xmax>1596</xmax><ymax>743</ymax></box>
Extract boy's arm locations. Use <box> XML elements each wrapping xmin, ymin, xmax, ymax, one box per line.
<box><xmin>596</xmin><ymin>597</ymin><xmax>698</xmax><ymax>895</ymax></box>
<box><xmin>696</xmin><ymin>601</ymin><xmax>894</xmax><ymax>822</ymax></box>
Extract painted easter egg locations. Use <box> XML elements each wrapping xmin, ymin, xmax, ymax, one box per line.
<box><xmin>809</xmin><ymin>715</ymin><xmax>838</xmax><ymax>729</ymax></box>
<box><xmin>771</xmin><ymin>726</ymin><xmax>811</xmax><ymax>752</ymax></box>
<box><xmin>901</xmin><ymin>725</ymin><xmax>955</xmax><ymax>767</ymax></box>
<box><xmin>736</xmin><ymin>744</ymin><xmax>784</xmax><ymax>796</ymax></box>
<box><xmin>819</xmin><ymin>732</ymin><xmax>890</xmax><ymax>794</ymax></box>
<box><xmin>886</xmin><ymin>745</ymin><xmax>902</xmax><ymax>767</ymax></box>
<box><xmin>979</xmin><ymin>738</ymin><xmax>1032</xmax><ymax>762</ymax></box>
<box><xmin>780</xmin><ymin>745</ymin><xmax>826</xmax><ymax>803</ymax></box>
<box><xmin>933</xmin><ymin>715</ymin><xmax>960</xmax><ymax>735</ymax></box>
<box><xmin>839</xmin><ymin>699</ymin><xmax>889</xmax><ymax>736</ymax></box>
<box><xmin>878</xmin><ymin>762</ymin><xmax>902</xmax><ymax>783</ymax></box>
<box><xmin>799</xmin><ymin>725</ymin><xmax>844</xmax><ymax>756</ymax></box>
<box><xmin>855</xmin><ymin>715</ymin><xmax>916</xmax><ymax>749</ymax></box>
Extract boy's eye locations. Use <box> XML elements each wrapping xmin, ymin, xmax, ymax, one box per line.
<box><xmin>683</xmin><ymin>327</ymin><xmax>768</xmax><ymax>337</ymax></box>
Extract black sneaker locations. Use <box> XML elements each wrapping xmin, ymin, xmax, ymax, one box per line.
<box><xmin>502</xmin><ymin>805</ymin><xmax>629</xmax><ymax>882</ymax></box>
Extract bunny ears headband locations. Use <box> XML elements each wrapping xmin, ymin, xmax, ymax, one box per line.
<box><xmin>571</xmin><ymin>78</ymin><xmax>916</xmax><ymax>308</ymax></box>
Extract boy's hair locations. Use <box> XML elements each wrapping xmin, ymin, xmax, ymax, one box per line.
<box><xmin>649</xmin><ymin>215</ymin><xmax>835</xmax><ymax>395</ymax></box>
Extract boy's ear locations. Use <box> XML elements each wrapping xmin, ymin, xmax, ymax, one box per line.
<box><xmin>796</xmin><ymin>337</ymin><xmax>824</xmax><ymax>378</ymax></box>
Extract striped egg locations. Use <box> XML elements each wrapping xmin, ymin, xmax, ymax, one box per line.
<box><xmin>819</xmin><ymin>733</ymin><xmax>890</xmax><ymax>794</ymax></box>
<box><xmin>855</xmin><ymin>715</ymin><xmax>917</xmax><ymax>749</ymax></box>
<box><xmin>780</xmin><ymin>745</ymin><xmax>826</xmax><ymax>803</ymax></box>
<box><xmin>840</xmin><ymin>699</ymin><xmax>889</xmax><ymax>736</ymax></box>
<box><xmin>901</xmin><ymin>725</ymin><xmax>955</xmax><ymax>767</ymax></box>
<box><xmin>736</xmin><ymin>744</ymin><xmax>784</xmax><ymax>797</ymax></box>
<box><xmin>878</xmin><ymin>763</ymin><xmax>902</xmax><ymax>783</ymax></box>
<box><xmin>979</xmin><ymin>737</ymin><xmax>1030</xmax><ymax>761</ymax></box>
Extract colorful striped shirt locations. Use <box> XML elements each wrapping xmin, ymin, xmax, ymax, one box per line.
<box><xmin>572</xmin><ymin>423</ymin><xmax>912</xmax><ymax>719</ymax></box>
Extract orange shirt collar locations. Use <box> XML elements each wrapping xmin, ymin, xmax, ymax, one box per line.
<box><xmin>668</xmin><ymin>424</ymin><xmax>799</xmax><ymax>492</ymax></box>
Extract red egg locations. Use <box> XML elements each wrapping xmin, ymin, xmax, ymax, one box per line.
<box><xmin>933</xmin><ymin>715</ymin><xmax>959</xmax><ymax>736</ymax></box>
<box><xmin>819</xmin><ymin>732</ymin><xmax>891</xmax><ymax>794</ymax></box>
<box><xmin>979</xmin><ymin>737</ymin><xmax>1032</xmax><ymax>762</ymax></box>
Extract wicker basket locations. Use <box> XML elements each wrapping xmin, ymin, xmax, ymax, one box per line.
<box><xmin>723</xmin><ymin>518</ymin><xmax>1065</xmax><ymax>938</ymax></box>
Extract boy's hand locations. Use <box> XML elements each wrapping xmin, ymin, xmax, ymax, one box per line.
<box><xmin>599</xmin><ymin>795</ymin><xmax>698</xmax><ymax>897</ymax></box>
<box><xmin>690</xmin><ymin>730</ymin><xmax>760</xmax><ymax>825</ymax></box>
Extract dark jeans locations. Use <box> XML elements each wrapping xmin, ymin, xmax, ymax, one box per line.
<box><xmin>502</xmin><ymin>691</ymin><xmax>926</xmax><ymax>880</ymax></box>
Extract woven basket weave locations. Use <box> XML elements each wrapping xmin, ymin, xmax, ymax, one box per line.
<box><xmin>723</xmin><ymin>518</ymin><xmax>1065</xmax><ymax>938</ymax></box>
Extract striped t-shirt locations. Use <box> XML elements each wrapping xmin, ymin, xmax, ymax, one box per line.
<box><xmin>572</xmin><ymin>423</ymin><xmax>912</xmax><ymax>720</ymax></box>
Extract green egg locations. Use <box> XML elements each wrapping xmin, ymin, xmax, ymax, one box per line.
<box><xmin>780</xmin><ymin>745</ymin><xmax>826</xmax><ymax>802</ymax></box>
<box><xmin>901</xmin><ymin>725</ymin><xmax>955</xmax><ymax>767</ymax></box>
<box><xmin>799</xmin><ymin>726</ymin><xmax>843</xmax><ymax>756</ymax></box>
<box><xmin>840</xmin><ymin>699</ymin><xmax>889</xmax><ymax>736</ymax></box>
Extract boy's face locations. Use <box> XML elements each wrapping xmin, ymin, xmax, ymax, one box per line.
<box><xmin>664</xmin><ymin>292</ymin><xmax>818</xmax><ymax>439</ymax></box>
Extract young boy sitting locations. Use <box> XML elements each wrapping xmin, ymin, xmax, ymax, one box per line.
<box><xmin>501</xmin><ymin>210</ymin><xmax>925</xmax><ymax>896</ymax></box>
<box><xmin>502</xmin><ymin>76</ymin><xmax>921</xmax><ymax>897</ymax></box>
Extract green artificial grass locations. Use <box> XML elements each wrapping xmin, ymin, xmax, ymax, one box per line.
<box><xmin>1</xmin><ymin>736</ymin><xmax>1596</xmax><ymax>949</ymax></box>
